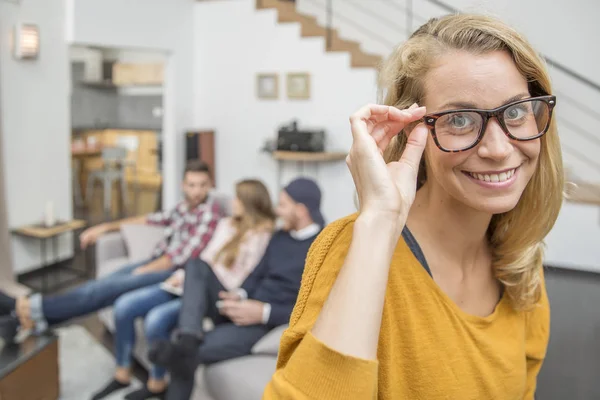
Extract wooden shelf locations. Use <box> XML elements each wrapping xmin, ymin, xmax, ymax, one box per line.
<box><xmin>13</xmin><ymin>220</ymin><xmax>87</xmax><ymax>239</ymax></box>
<box><xmin>77</xmin><ymin>81</ymin><xmax>162</xmax><ymax>90</ymax></box>
<box><xmin>272</xmin><ymin>151</ymin><xmax>347</xmax><ymax>162</ymax></box>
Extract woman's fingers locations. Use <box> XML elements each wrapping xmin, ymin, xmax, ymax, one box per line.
<box><xmin>370</xmin><ymin>107</ymin><xmax>427</xmax><ymax>152</ymax></box>
<box><xmin>398</xmin><ymin>124</ymin><xmax>428</xmax><ymax>175</ymax></box>
<box><xmin>351</xmin><ymin>104</ymin><xmax>426</xmax><ymax>143</ymax></box>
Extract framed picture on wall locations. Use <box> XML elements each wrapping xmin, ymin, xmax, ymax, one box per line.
<box><xmin>256</xmin><ymin>73</ymin><xmax>279</xmax><ymax>99</ymax></box>
<box><xmin>287</xmin><ymin>73</ymin><xmax>311</xmax><ymax>99</ymax></box>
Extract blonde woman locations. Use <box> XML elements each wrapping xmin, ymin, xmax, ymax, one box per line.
<box><xmin>92</xmin><ymin>179</ymin><xmax>275</xmax><ymax>400</ymax></box>
<box><xmin>264</xmin><ymin>14</ymin><xmax>562</xmax><ymax>400</ymax></box>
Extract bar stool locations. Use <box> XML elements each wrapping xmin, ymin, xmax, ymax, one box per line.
<box><xmin>86</xmin><ymin>147</ymin><xmax>129</xmax><ymax>218</ymax></box>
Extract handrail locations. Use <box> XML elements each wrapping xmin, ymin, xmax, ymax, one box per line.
<box><xmin>304</xmin><ymin>0</ymin><xmax>397</xmax><ymax>48</ymax></box>
<box><xmin>562</xmin><ymin>143</ymin><xmax>600</xmax><ymax>173</ymax></box>
<box><xmin>555</xmin><ymin>90</ymin><xmax>600</xmax><ymax>123</ymax></box>
<box><xmin>424</xmin><ymin>0</ymin><xmax>600</xmax><ymax>94</ymax></box>
<box><xmin>342</xmin><ymin>1</ymin><xmax>406</xmax><ymax>34</ymax></box>
<box><xmin>557</xmin><ymin>118</ymin><xmax>600</xmax><ymax>149</ymax></box>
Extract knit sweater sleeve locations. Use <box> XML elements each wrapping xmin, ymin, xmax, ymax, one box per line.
<box><xmin>263</xmin><ymin>214</ymin><xmax>379</xmax><ymax>400</ymax></box>
<box><xmin>523</xmin><ymin>268</ymin><xmax>550</xmax><ymax>400</ymax></box>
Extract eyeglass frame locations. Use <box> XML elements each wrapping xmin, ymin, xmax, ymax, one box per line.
<box><xmin>422</xmin><ymin>95</ymin><xmax>557</xmax><ymax>153</ymax></box>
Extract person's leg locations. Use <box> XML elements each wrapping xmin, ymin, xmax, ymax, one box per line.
<box><xmin>177</xmin><ymin>259</ymin><xmax>225</xmax><ymax>337</ymax></box>
<box><xmin>29</xmin><ymin>259</ymin><xmax>173</xmax><ymax>327</ymax></box>
<box><xmin>114</xmin><ymin>286</ymin><xmax>174</xmax><ymax>378</ymax></box>
<box><xmin>166</xmin><ymin>324</ymin><xmax>270</xmax><ymax>400</ymax></box>
<box><xmin>148</xmin><ymin>259</ymin><xmax>224</xmax><ymax>378</ymax></box>
<box><xmin>0</xmin><ymin>291</ymin><xmax>16</xmax><ymax>316</ymax></box>
<box><xmin>92</xmin><ymin>285</ymin><xmax>174</xmax><ymax>400</ymax></box>
<box><xmin>145</xmin><ymin>299</ymin><xmax>181</xmax><ymax>383</ymax></box>
<box><xmin>124</xmin><ymin>299</ymin><xmax>181</xmax><ymax>400</ymax></box>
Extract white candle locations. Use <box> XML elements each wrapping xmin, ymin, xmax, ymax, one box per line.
<box><xmin>45</xmin><ymin>201</ymin><xmax>55</xmax><ymax>227</ymax></box>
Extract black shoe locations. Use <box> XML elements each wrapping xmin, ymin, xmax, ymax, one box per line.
<box><xmin>124</xmin><ymin>386</ymin><xmax>166</xmax><ymax>400</ymax></box>
<box><xmin>148</xmin><ymin>335</ymin><xmax>200</xmax><ymax>381</ymax></box>
<box><xmin>90</xmin><ymin>378</ymin><xmax>130</xmax><ymax>400</ymax></box>
<box><xmin>0</xmin><ymin>315</ymin><xmax>18</xmax><ymax>344</ymax></box>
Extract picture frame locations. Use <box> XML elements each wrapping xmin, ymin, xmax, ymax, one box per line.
<box><xmin>286</xmin><ymin>72</ymin><xmax>311</xmax><ymax>99</ymax></box>
<box><xmin>256</xmin><ymin>73</ymin><xmax>279</xmax><ymax>99</ymax></box>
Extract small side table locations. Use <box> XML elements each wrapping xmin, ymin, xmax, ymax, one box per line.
<box><xmin>12</xmin><ymin>220</ymin><xmax>89</xmax><ymax>293</ymax></box>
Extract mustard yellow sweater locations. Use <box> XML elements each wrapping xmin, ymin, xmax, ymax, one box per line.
<box><xmin>263</xmin><ymin>214</ymin><xmax>550</xmax><ymax>400</ymax></box>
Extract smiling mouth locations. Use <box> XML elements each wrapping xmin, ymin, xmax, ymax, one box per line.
<box><xmin>464</xmin><ymin>167</ymin><xmax>518</xmax><ymax>183</ymax></box>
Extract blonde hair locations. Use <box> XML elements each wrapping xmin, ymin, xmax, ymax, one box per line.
<box><xmin>215</xmin><ymin>179</ymin><xmax>275</xmax><ymax>268</ymax></box>
<box><xmin>379</xmin><ymin>14</ymin><xmax>564</xmax><ymax>310</ymax></box>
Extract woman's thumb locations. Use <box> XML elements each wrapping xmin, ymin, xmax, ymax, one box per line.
<box><xmin>399</xmin><ymin>124</ymin><xmax>427</xmax><ymax>176</ymax></box>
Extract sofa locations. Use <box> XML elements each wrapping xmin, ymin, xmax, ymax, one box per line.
<box><xmin>95</xmin><ymin>197</ymin><xmax>286</xmax><ymax>400</ymax></box>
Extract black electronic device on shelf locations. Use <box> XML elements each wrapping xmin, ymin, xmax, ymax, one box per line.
<box><xmin>276</xmin><ymin>120</ymin><xmax>325</xmax><ymax>152</ymax></box>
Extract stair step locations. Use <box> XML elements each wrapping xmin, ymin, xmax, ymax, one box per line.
<box><xmin>327</xmin><ymin>35</ymin><xmax>361</xmax><ymax>53</ymax></box>
<box><xmin>350</xmin><ymin>51</ymin><xmax>383</xmax><ymax>68</ymax></box>
<box><xmin>255</xmin><ymin>0</ymin><xmax>380</xmax><ymax>70</ymax></box>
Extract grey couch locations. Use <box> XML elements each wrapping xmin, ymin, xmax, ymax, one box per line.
<box><xmin>95</xmin><ymin>222</ymin><xmax>285</xmax><ymax>400</ymax></box>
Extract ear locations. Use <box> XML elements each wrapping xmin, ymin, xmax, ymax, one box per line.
<box><xmin>296</xmin><ymin>203</ymin><xmax>310</xmax><ymax>220</ymax></box>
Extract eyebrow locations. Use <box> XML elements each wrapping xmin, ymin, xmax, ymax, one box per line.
<box><xmin>437</xmin><ymin>93</ymin><xmax>531</xmax><ymax>111</ymax></box>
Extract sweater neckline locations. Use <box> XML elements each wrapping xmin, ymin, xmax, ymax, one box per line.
<box><xmin>400</xmin><ymin>234</ymin><xmax>511</xmax><ymax>326</ymax></box>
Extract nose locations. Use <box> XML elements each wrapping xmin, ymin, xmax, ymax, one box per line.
<box><xmin>476</xmin><ymin>118</ymin><xmax>512</xmax><ymax>161</ymax></box>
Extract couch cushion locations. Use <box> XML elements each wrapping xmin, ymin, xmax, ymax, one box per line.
<box><xmin>97</xmin><ymin>257</ymin><xmax>131</xmax><ymax>278</ymax></box>
<box><xmin>251</xmin><ymin>325</ymin><xmax>288</xmax><ymax>356</ymax></box>
<box><xmin>120</xmin><ymin>224</ymin><xmax>165</xmax><ymax>263</ymax></box>
<box><xmin>203</xmin><ymin>355</ymin><xmax>276</xmax><ymax>400</ymax></box>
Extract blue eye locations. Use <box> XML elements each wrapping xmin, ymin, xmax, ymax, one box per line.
<box><xmin>449</xmin><ymin>114</ymin><xmax>474</xmax><ymax>128</ymax></box>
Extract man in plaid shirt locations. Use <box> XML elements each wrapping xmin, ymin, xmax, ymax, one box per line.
<box><xmin>15</xmin><ymin>160</ymin><xmax>225</xmax><ymax>333</ymax></box>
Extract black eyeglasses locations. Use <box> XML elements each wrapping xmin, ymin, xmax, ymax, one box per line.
<box><xmin>423</xmin><ymin>95</ymin><xmax>556</xmax><ymax>152</ymax></box>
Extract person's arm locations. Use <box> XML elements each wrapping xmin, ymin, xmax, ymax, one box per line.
<box><xmin>219</xmin><ymin>231</ymin><xmax>272</xmax><ymax>290</ymax></box>
<box><xmin>146</xmin><ymin>207</ymin><xmax>176</xmax><ymax>227</ymax></box>
<box><xmin>133</xmin><ymin>254</ymin><xmax>174</xmax><ymax>275</ymax></box>
<box><xmin>265</xmin><ymin>302</ymin><xmax>294</xmax><ymax>327</ymax></box>
<box><xmin>238</xmin><ymin>239</ymin><xmax>273</xmax><ymax>297</ymax></box>
<box><xmin>79</xmin><ymin>214</ymin><xmax>148</xmax><ymax>249</ymax></box>
<box><xmin>167</xmin><ymin>201</ymin><xmax>224</xmax><ymax>266</ymax></box>
<box><xmin>524</xmin><ymin>269</ymin><xmax>550</xmax><ymax>399</ymax></box>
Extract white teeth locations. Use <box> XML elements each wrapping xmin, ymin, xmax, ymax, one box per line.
<box><xmin>468</xmin><ymin>168</ymin><xmax>516</xmax><ymax>183</ymax></box>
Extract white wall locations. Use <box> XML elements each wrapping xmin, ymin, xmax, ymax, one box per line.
<box><xmin>193</xmin><ymin>0</ymin><xmax>378</xmax><ymax>222</ymax></box>
<box><xmin>0</xmin><ymin>0</ymin><xmax>73</xmax><ymax>274</ymax></box>
<box><xmin>67</xmin><ymin>0</ymin><xmax>196</xmax><ymax>209</ymax></box>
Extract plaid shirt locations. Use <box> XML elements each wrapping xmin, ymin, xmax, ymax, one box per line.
<box><xmin>146</xmin><ymin>195</ymin><xmax>225</xmax><ymax>266</ymax></box>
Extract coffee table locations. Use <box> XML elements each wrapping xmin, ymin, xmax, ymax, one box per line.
<box><xmin>0</xmin><ymin>334</ymin><xmax>59</xmax><ymax>399</ymax></box>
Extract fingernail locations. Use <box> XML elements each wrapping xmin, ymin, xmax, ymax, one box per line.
<box><xmin>410</xmin><ymin>106</ymin><xmax>426</xmax><ymax>113</ymax></box>
<box><xmin>409</xmin><ymin>103</ymin><xmax>418</xmax><ymax>109</ymax></box>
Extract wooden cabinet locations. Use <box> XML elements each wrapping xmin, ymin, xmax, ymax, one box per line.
<box><xmin>0</xmin><ymin>339</ymin><xmax>59</xmax><ymax>400</ymax></box>
<box><xmin>186</xmin><ymin>130</ymin><xmax>216</xmax><ymax>181</ymax></box>
<box><xmin>112</xmin><ymin>63</ymin><xmax>164</xmax><ymax>86</ymax></box>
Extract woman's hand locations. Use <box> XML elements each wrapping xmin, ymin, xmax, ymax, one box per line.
<box><xmin>164</xmin><ymin>269</ymin><xmax>185</xmax><ymax>288</ymax></box>
<box><xmin>347</xmin><ymin>103</ymin><xmax>428</xmax><ymax>224</ymax></box>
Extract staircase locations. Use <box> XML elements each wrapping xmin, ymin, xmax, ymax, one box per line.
<box><xmin>256</xmin><ymin>0</ymin><xmax>382</xmax><ymax>68</ymax></box>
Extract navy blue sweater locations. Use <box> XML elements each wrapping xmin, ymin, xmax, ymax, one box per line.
<box><xmin>241</xmin><ymin>230</ymin><xmax>319</xmax><ymax>327</ymax></box>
